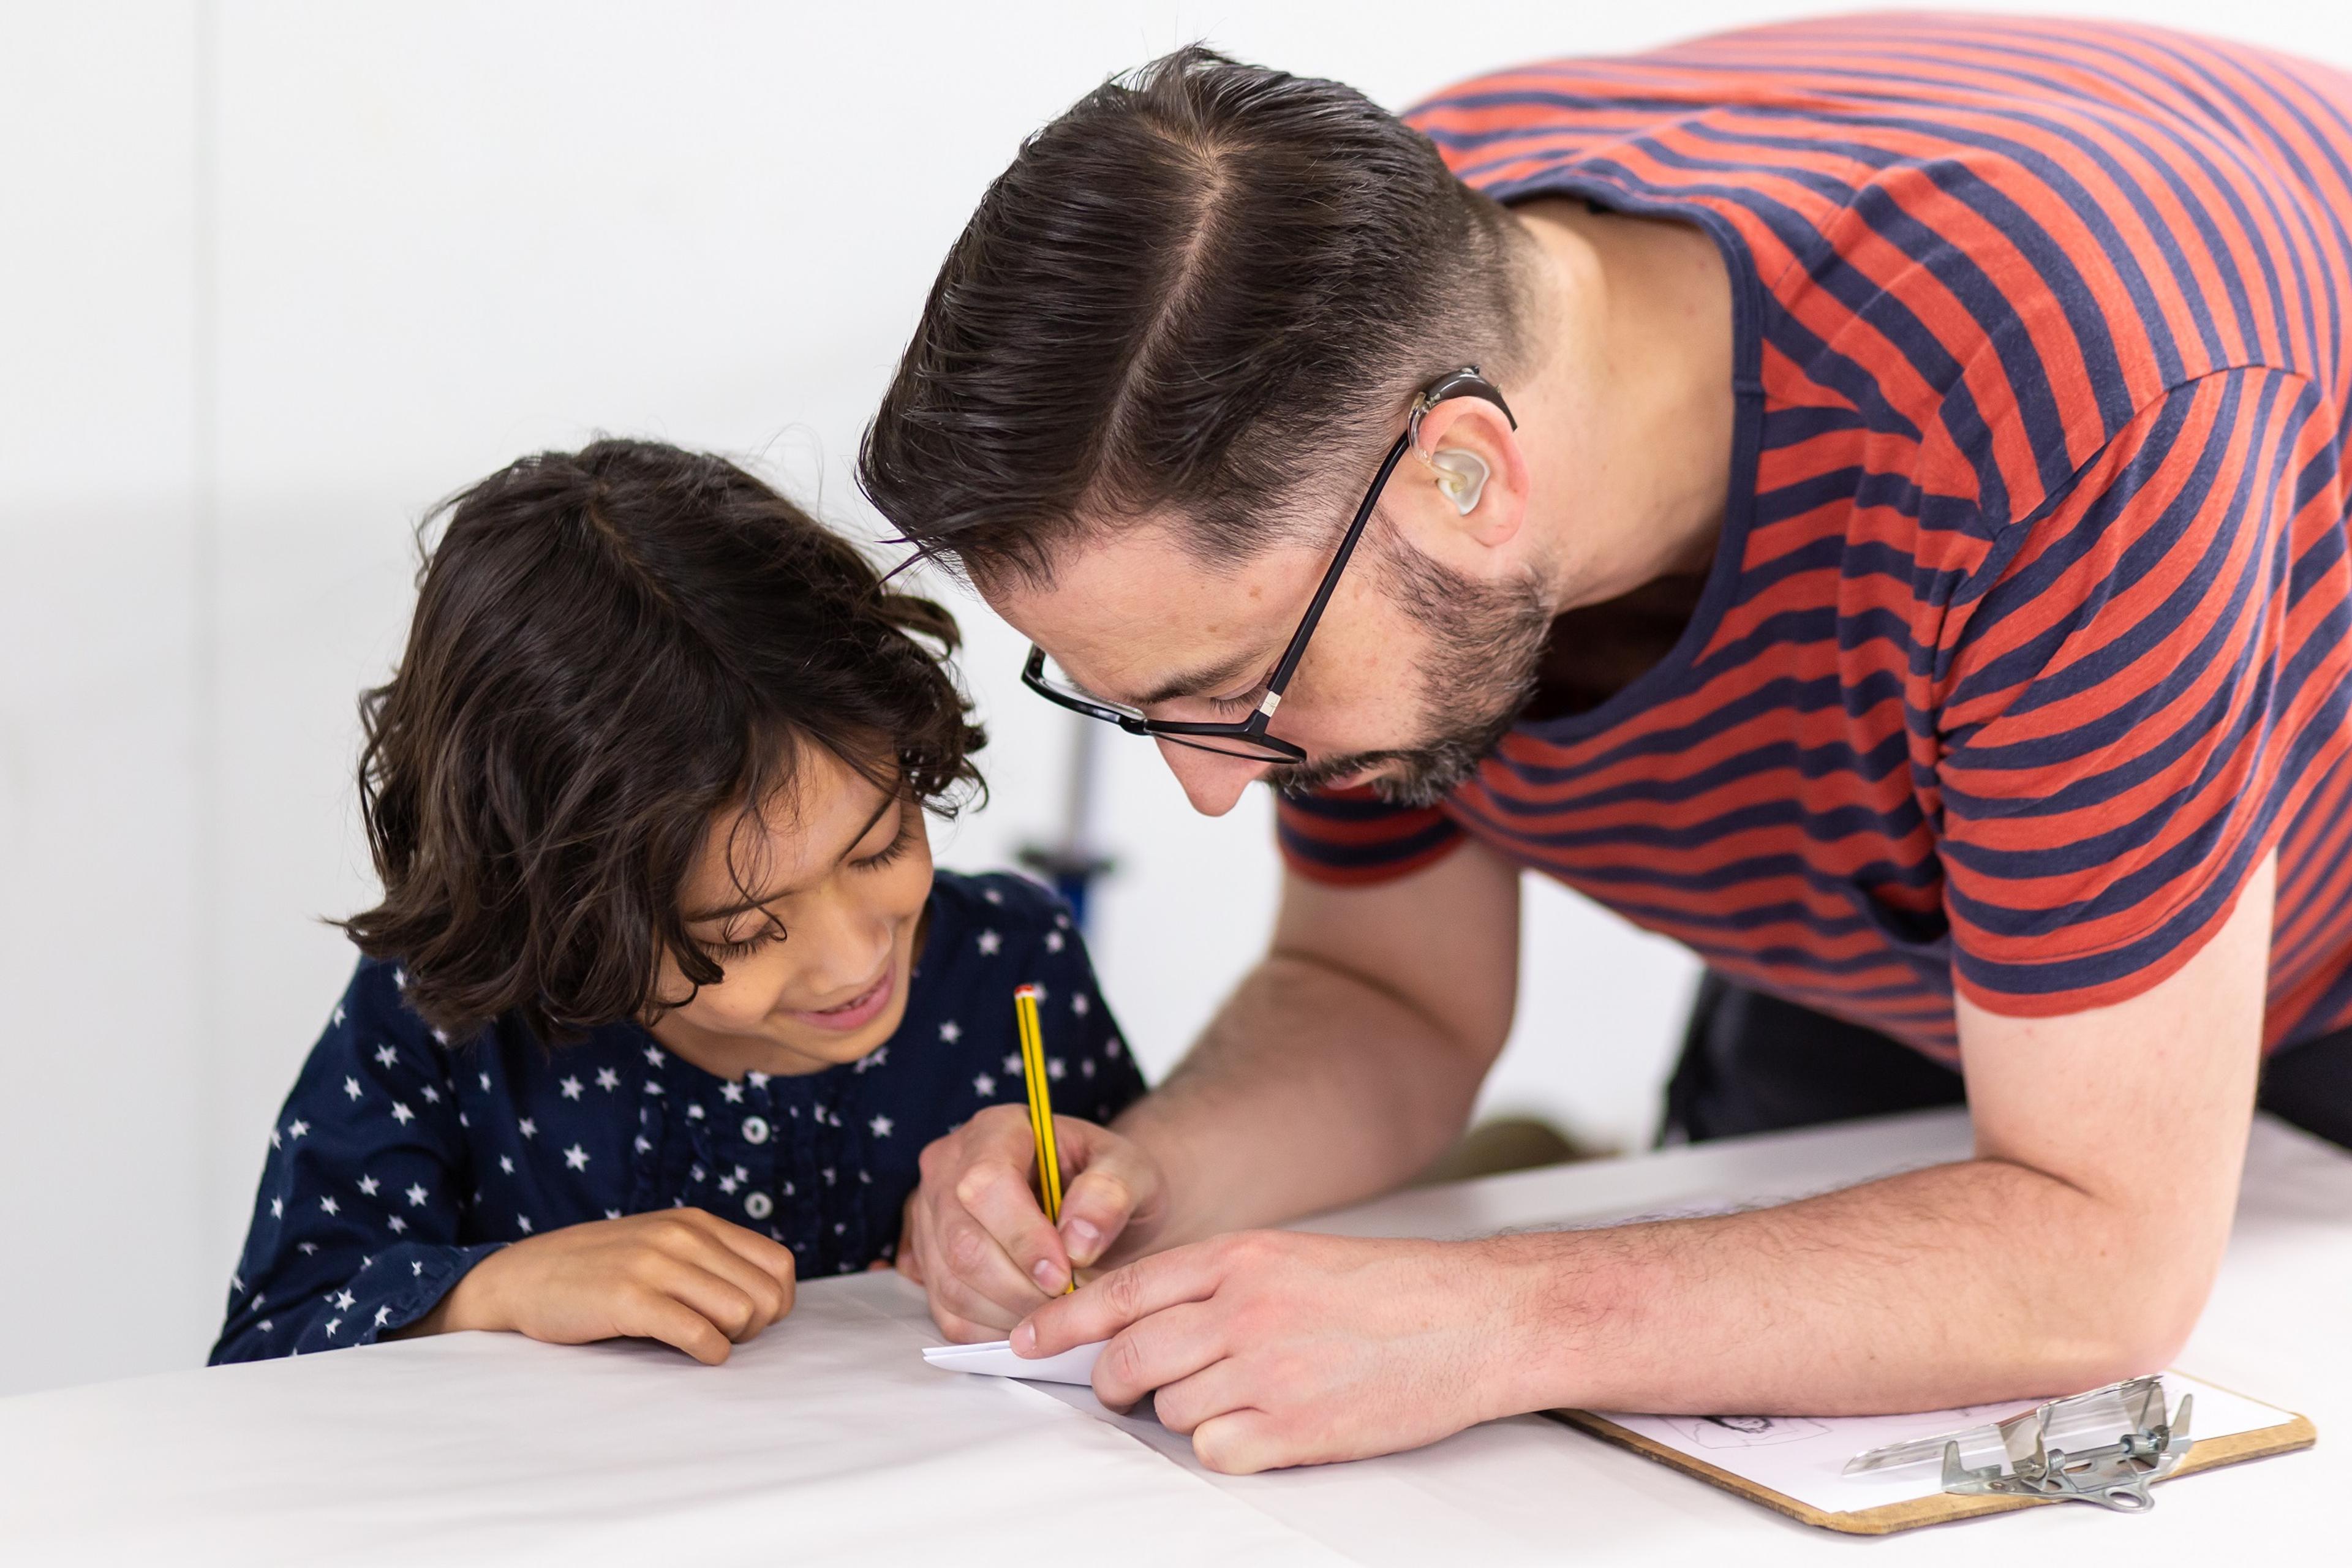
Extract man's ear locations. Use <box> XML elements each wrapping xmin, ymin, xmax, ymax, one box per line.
<box><xmin>1401</xmin><ymin>397</ymin><xmax>1529</xmax><ymax>551</ymax></box>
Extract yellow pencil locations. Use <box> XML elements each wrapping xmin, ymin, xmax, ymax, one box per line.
<box><xmin>1012</xmin><ymin>984</ymin><xmax>1072</xmax><ymax>1291</ymax></box>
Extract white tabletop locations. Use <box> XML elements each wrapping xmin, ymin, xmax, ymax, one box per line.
<box><xmin>4</xmin><ymin>1109</ymin><xmax>2342</xmax><ymax>1564</ymax></box>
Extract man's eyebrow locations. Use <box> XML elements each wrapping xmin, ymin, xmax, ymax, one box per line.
<box><xmin>1131</xmin><ymin>648</ymin><xmax>1270</xmax><ymax>708</ymax></box>
<box><xmin>684</xmin><ymin>789</ymin><xmax>902</xmax><ymax>924</ymax></box>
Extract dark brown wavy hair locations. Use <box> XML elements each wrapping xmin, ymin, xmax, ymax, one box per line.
<box><xmin>339</xmin><ymin>439</ymin><xmax>984</xmax><ymax>1044</ymax></box>
<box><xmin>859</xmin><ymin>44</ymin><xmax>1527</xmax><ymax>585</ymax></box>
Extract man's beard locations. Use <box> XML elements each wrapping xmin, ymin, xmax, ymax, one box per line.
<box><xmin>1265</xmin><ymin>529</ymin><xmax>1553</xmax><ymax>809</ymax></box>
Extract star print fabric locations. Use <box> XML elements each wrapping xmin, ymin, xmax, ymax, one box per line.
<box><xmin>211</xmin><ymin>871</ymin><xmax>1142</xmax><ymax>1363</ymax></box>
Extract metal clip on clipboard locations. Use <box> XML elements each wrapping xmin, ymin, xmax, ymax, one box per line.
<box><xmin>1844</xmin><ymin>1376</ymin><xmax>2195</xmax><ymax>1513</ymax></box>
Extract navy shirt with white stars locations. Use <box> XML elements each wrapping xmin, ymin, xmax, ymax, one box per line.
<box><xmin>211</xmin><ymin>870</ymin><xmax>1144</xmax><ymax>1362</ymax></box>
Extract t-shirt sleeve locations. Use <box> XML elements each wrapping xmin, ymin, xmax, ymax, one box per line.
<box><xmin>1933</xmin><ymin>366</ymin><xmax>2352</xmax><ymax>1017</ymax></box>
<box><xmin>1274</xmin><ymin>784</ymin><xmax>1467</xmax><ymax>885</ymax></box>
<box><xmin>211</xmin><ymin>959</ymin><xmax>503</xmax><ymax>1363</ymax></box>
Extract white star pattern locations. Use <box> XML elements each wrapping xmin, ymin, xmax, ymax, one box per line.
<box><xmin>719</xmin><ymin>1081</ymin><xmax>744</xmax><ymax>1103</ymax></box>
<box><xmin>270</xmin><ymin>1128</ymin><xmax>281</xmax><ymax>1150</ymax></box>
<box><xmin>1004</xmin><ymin>1053</ymin><xmax>1022</xmax><ymax>1075</ymax></box>
<box><xmin>413</xmin><ymin>1261</ymin><xmax>425</xmax><ymax>1276</ymax></box>
<box><xmin>343</xmin><ymin>1076</ymin><xmax>363</xmax><ymax>1101</ymax></box>
<box><xmin>1045</xmin><ymin>930</ymin><xmax>1064</xmax><ymax>952</ymax></box>
<box><xmin>357</xmin><ymin>1175</ymin><xmax>379</xmax><ymax>1196</ymax></box>
<box><xmin>746</xmin><ymin>1071</ymin><xmax>770</xmax><ymax>1088</ymax></box>
<box><xmin>1071</xmin><ymin>992</ymin><xmax>1090</xmax><ymax>1016</ymax></box>
<box><xmin>319</xmin><ymin>1196</ymin><xmax>339</xmax><ymax>1216</ymax></box>
<box><xmin>324</xmin><ymin>1317</ymin><xmax>341</xmax><ymax>1338</ymax></box>
<box><xmin>270</xmin><ymin>1197</ymin><xmax>284</xmax><ymax>1219</ymax></box>
<box><xmin>595</xmin><ymin>1066</ymin><xmax>620</xmax><ymax>1091</ymax></box>
<box><xmin>974</xmin><ymin>1072</ymin><xmax>996</xmax><ymax>1096</ymax></box>
<box><xmin>984</xmin><ymin>887</ymin><xmax>1003</xmax><ymax>903</ymax></box>
<box><xmin>517</xmin><ymin>1117</ymin><xmax>537</xmax><ymax>1138</ymax></box>
<box><xmin>498</xmin><ymin>1155</ymin><xmax>514</xmax><ymax>1175</ymax></box>
<box><xmin>374</xmin><ymin>1305</ymin><xmax>392</xmax><ymax>1329</ymax></box>
<box><xmin>288</xmin><ymin>1120</ymin><xmax>310</xmax><ymax>1139</ymax></box>
<box><xmin>479</xmin><ymin>1072</ymin><xmax>492</xmax><ymax>1091</ymax></box>
<box><xmin>643</xmin><ymin>1044</ymin><xmax>665</xmax><ymax>1066</ymax></box>
<box><xmin>331</xmin><ymin>1004</ymin><xmax>345</xmax><ymax>1027</ymax></box>
<box><xmin>333</xmin><ymin>1289</ymin><xmax>356</xmax><ymax>1312</ymax></box>
<box><xmin>870</xmin><ymin>1115</ymin><xmax>894</xmax><ymax>1138</ymax></box>
<box><xmin>405</xmin><ymin>1183</ymin><xmax>427</xmax><ymax>1207</ymax></box>
<box><xmin>393</xmin><ymin>968</ymin><xmax>405</xmax><ymax>989</ymax></box>
<box><xmin>605</xmin><ymin>1208</ymin><xmax>622</xmax><ymax>1220</ymax></box>
<box><xmin>564</xmin><ymin>1144</ymin><xmax>590</xmax><ymax>1171</ymax></box>
<box><xmin>386</xmin><ymin>1215</ymin><xmax>407</xmax><ymax>1234</ymax></box>
<box><xmin>1047</xmin><ymin>1058</ymin><xmax>1065</xmax><ymax>1080</ymax></box>
<box><xmin>718</xmin><ymin>1173</ymin><xmax>739</xmax><ymax>1194</ymax></box>
<box><xmin>390</xmin><ymin>1102</ymin><xmax>413</xmax><ymax>1126</ymax></box>
<box><xmin>940</xmin><ymin>1020</ymin><xmax>962</xmax><ymax>1043</ymax></box>
<box><xmin>684</xmin><ymin>1104</ymin><xmax>704</xmax><ymax>1120</ymax></box>
<box><xmin>1082</xmin><ymin>1058</ymin><xmax>1096</xmax><ymax>1079</ymax></box>
<box><xmin>977</xmin><ymin>929</ymin><xmax>1001</xmax><ymax>956</ymax></box>
<box><xmin>516</xmin><ymin>1215</ymin><xmax>533</xmax><ymax>1234</ymax></box>
<box><xmin>559</xmin><ymin>1076</ymin><xmax>584</xmax><ymax>1099</ymax></box>
<box><xmin>419</xmin><ymin>1084</ymin><xmax>439</xmax><ymax>1104</ymax></box>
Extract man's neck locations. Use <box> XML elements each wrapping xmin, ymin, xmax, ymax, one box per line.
<box><xmin>1502</xmin><ymin>198</ymin><xmax>1736</xmax><ymax>616</ymax></box>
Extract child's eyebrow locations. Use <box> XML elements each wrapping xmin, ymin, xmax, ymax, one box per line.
<box><xmin>684</xmin><ymin>791</ymin><xmax>902</xmax><ymax>924</ymax></box>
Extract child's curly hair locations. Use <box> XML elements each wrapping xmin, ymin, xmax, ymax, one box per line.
<box><xmin>340</xmin><ymin>439</ymin><xmax>984</xmax><ymax>1044</ymax></box>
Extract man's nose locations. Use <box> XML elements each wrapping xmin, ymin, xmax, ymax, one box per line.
<box><xmin>1156</xmin><ymin>739</ymin><xmax>1270</xmax><ymax>817</ymax></box>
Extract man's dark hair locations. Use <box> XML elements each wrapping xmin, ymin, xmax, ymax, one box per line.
<box><xmin>339</xmin><ymin>439</ymin><xmax>984</xmax><ymax>1044</ymax></box>
<box><xmin>859</xmin><ymin>45</ymin><xmax>1526</xmax><ymax>584</ymax></box>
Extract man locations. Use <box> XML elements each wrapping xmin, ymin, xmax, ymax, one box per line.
<box><xmin>860</xmin><ymin>15</ymin><xmax>2352</xmax><ymax>1474</ymax></box>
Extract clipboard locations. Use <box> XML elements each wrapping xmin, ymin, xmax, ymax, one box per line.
<box><xmin>1547</xmin><ymin>1373</ymin><xmax>2315</xmax><ymax>1535</ymax></box>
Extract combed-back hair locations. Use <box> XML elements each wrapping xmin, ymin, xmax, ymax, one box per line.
<box><xmin>339</xmin><ymin>439</ymin><xmax>984</xmax><ymax>1045</ymax></box>
<box><xmin>859</xmin><ymin>44</ymin><xmax>1527</xmax><ymax>584</ymax></box>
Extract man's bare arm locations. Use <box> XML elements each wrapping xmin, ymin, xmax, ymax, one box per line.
<box><xmin>1114</xmin><ymin>839</ymin><xmax>1524</xmax><ymax>1249</ymax></box>
<box><xmin>1025</xmin><ymin>856</ymin><xmax>2273</xmax><ymax>1470</ymax></box>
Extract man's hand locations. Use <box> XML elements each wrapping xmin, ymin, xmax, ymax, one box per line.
<box><xmin>1017</xmin><ymin>1230</ymin><xmax>1521</xmax><ymax>1474</ymax></box>
<box><xmin>404</xmin><ymin>1208</ymin><xmax>796</xmax><ymax>1364</ymax></box>
<box><xmin>899</xmin><ymin>1104</ymin><xmax>1167</xmax><ymax>1340</ymax></box>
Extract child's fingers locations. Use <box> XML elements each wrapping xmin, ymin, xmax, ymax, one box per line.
<box><xmin>638</xmin><ymin>1252</ymin><xmax>772</xmax><ymax>1344</ymax></box>
<box><xmin>674</xmin><ymin>1209</ymin><xmax>799</xmax><ymax>1300</ymax></box>
<box><xmin>620</xmin><ymin>1287</ymin><xmax>734</xmax><ymax>1366</ymax></box>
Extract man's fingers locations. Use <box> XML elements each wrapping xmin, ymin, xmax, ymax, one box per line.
<box><xmin>1054</xmin><ymin>1131</ymin><xmax>1152</xmax><ymax>1270</ymax></box>
<box><xmin>1019</xmin><ymin>1237</ymin><xmax>1229</xmax><ymax>1355</ymax></box>
<box><xmin>1090</xmin><ymin>1300</ymin><xmax>1226</xmax><ymax>1412</ymax></box>
<box><xmin>921</xmin><ymin>1254</ymin><xmax>1030</xmax><ymax>1336</ymax></box>
<box><xmin>624</xmin><ymin>1288</ymin><xmax>734</xmax><ymax>1366</ymax></box>
<box><xmin>940</xmin><ymin>1159</ymin><xmax>1057</xmax><ymax>1313</ymax></box>
<box><xmin>1189</xmin><ymin>1409</ymin><xmax>1288</xmax><ymax>1476</ymax></box>
<box><xmin>962</xmin><ymin>1153</ymin><xmax>1072</xmax><ymax>1294</ymax></box>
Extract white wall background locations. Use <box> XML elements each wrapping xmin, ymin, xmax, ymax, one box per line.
<box><xmin>3</xmin><ymin>0</ymin><xmax>2345</xmax><ymax>1398</ymax></box>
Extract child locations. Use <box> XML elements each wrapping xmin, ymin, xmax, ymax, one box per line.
<box><xmin>212</xmin><ymin>440</ymin><xmax>1144</xmax><ymax>1365</ymax></box>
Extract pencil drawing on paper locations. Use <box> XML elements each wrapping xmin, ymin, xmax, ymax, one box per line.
<box><xmin>1664</xmin><ymin>1414</ymin><xmax>1831</xmax><ymax>1450</ymax></box>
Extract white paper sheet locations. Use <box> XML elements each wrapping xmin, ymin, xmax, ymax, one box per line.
<box><xmin>922</xmin><ymin>1337</ymin><xmax>1106</xmax><ymax>1385</ymax></box>
<box><xmin>1594</xmin><ymin>1372</ymin><xmax>2292</xmax><ymax>1515</ymax></box>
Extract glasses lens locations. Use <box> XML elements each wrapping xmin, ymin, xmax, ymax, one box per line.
<box><xmin>1154</xmin><ymin>731</ymin><xmax>1303</xmax><ymax>764</ymax></box>
<box><xmin>1031</xmin><ymin>654</ymin><xmax>1147</xmax><ymax>724</ymax></box>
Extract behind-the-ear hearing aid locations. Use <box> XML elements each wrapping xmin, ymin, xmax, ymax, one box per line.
<box><xmin>1430</xmin><ymin>448</ymin><xmax>1490</xmax><ymax>514</ymax></box>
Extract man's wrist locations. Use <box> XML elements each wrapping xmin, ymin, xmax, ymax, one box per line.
<box><xmin>1470</xmin><ymin>1229</ymin><xmax>1632</xmax><ymax>1420</ymax></box>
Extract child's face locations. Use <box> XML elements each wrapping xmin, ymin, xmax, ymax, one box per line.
<box><xmin>652</xmin><ymin>744</ymin><xmax>935</xmax><ymax>1077</ymax></box>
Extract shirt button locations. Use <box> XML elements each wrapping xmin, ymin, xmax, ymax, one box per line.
<box><xmin>743</xmin><ymin>1191</ymin><xmax>774</xmax><ymax>1221</ymax></box>
<box><xmin>741</xmin><ymin>1115</ymin><xmax>771</xmax><ymax>1145</ymax></box>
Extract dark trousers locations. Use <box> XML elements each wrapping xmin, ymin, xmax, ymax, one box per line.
<box><xmin>1663</xmin><ymin>972</ymin><xmax>2352</xmax><ymax>1151</ymax></box>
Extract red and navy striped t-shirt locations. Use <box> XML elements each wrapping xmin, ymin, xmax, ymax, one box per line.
<box><xmin>1276</xmin><ymin>15</ymin><xmax>2352</xmax><ymax>1061</ymax></box>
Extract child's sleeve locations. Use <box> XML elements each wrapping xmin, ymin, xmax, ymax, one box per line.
<box><xmin>1025</xmin><ymin>900</ymin><xmax>1149</xmax><ymax>1125</ymax></box>
<box><xmin>210</xmin><ymin>960</ymin><xmax>506</xmax><ymax>1363</ymax></box>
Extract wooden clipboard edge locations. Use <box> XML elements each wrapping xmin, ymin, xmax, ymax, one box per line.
<box><xmin>1545</xmin><ymin>1406</ymin><xmax>2315</xmax><ymax>1536</ymax></box>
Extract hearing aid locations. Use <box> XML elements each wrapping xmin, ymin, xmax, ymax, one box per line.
<box><xmin>1430</xmin><ymin>448</ymin><xmax>1490</xmax><ymax>514</ymax></box>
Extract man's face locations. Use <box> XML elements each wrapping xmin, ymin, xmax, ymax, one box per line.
<box><xmin>984</xmin><ymin>514</ymin><xmax>1551</xmax><ymax>817</ymax></box>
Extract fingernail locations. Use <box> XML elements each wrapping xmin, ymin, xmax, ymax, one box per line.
<box><xmin>1012</xmin><ymin>1322</ymin><xmax>1036</xmax><ymax>1355</ymax></box>
<box><xmin>1031</xmin><ymin>1258</ymin><xmax>1065</xmax><ymax>1293</ymax></box>
<box><xmin>1065</xmin><ymin>1219</ymin><xmax>1102</xmax><ymax>1262</ymax></box>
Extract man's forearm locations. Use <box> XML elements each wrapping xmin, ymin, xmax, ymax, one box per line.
<box><xmin>1491</xmin><ymin>1155</ymin><xmax>2217</xmax><ymax>1419</ymax></box>
<box><xmin>1115</xmin><ymin>951</ymin><xmax>1489</xmax><ymax>1248</ymax></box>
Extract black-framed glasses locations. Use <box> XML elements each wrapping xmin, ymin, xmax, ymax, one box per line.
<box><xmin>1022</xmin><ymin>366</ymin><xmax>1517</xmax><ymax>764</ymax></box>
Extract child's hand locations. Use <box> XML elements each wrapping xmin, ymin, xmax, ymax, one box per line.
<box><xmin>413</xmin><ymin>1209</ymin><xmax>797</xmax><ymax>1364</ymax></box>
<box><xmin>897</xmin><ymin>1104</ymin><xmax>1166</xmax><ymax>1341</ymax></box>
